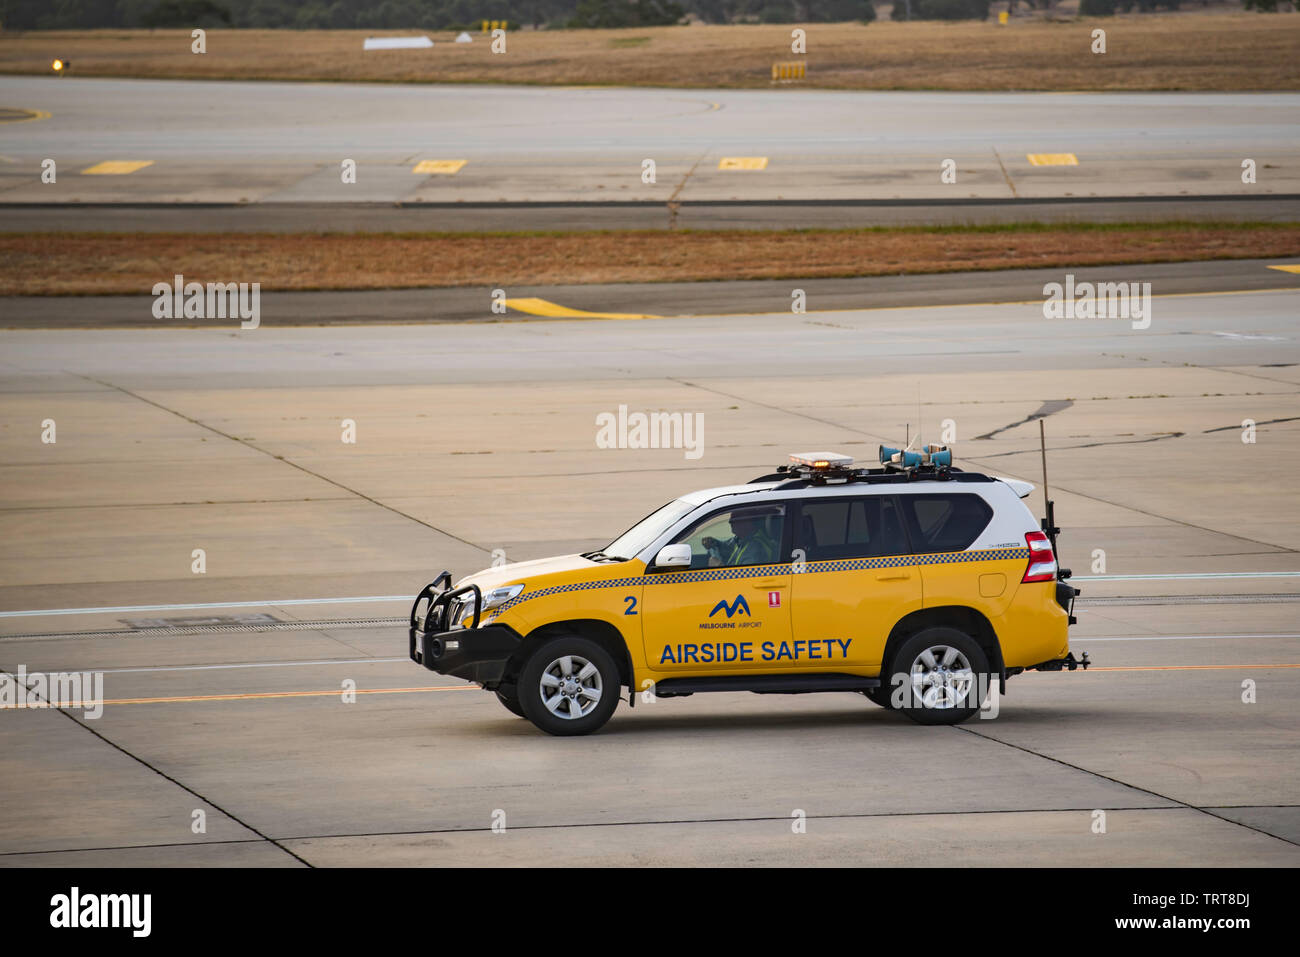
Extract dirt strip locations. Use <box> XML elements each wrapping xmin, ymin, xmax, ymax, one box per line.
<box><xmin>3</xmin><ymin>223</ymin><xmax>1299</xmax><ymax>296</ymax></box>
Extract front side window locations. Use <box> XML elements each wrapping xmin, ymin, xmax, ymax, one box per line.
<box><xmin>673</xmin><ymin>504</ymin><xmax>786</xmax><ymax>569</ymax></box>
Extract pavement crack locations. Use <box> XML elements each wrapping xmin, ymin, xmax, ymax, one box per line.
<box><xmin>971</xmin><ymin>431</ymin><xmax>1183</xmax><ymax>458</ymax></box>
<box><xmin>1203</xmin><ymin>415</ymin><xmax>1300</xmax><ymax>434</ymax></box>
<box><xmin>991</xmin><ymin>146</ymin><xmax>1018</xmax><ymax>199</ymax></box>
<box><xmin>671</xmin><ymin>378</ymin><xmax>897</xmax><ymax>443</ymax></box>
<box><xmin>959</xmin><ymin>450</ymin><xmax>1297</xmax><ymax>554</ymax></box>
<box><xmin>974</xmin><ymin>399</ymin><xmax>1074</xmax><ymax>440</ymax></box>
<box><xmin>955</xmin><ymin>724</ymin><xmax>1300</xmax><ymax>848</ymax></box>
<box><xmin>75</xmin><ymin>373</ymin><xmax>489</xmax><ymax>556</ymax></box>
<box><xmin>666</xmin><ymin>150</ymin><xmax>710</xmax><ymax>229</ymax></box>
<box><xmin>0</xmin><ymin>666</ymin><xmax>313</xmax><ymax>867</ymax></box>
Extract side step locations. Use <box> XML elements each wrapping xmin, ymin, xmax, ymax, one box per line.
<box><xmin>653</xmin><ymin>673</ymin><xmax>881</xmax><ymax>697</ymax></box>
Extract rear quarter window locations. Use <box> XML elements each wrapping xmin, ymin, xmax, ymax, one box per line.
<box><xmin>902</xmin><ymin>494</ymin><xmax>993</xmax><ymax>553</ymax></box>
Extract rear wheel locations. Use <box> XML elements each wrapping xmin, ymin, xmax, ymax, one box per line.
<box><xmin>518</xmin><ymin>636</ymin><xmax>620</xmax><ymax>736</ymax></box>
<box><xmin>862</xmin><ymin>686</ymin><xmax>894</xmax><ymax>709</ymax></box>
<box><xmin>890</xmin><ymin>627</ymin><xmax>989</xmax><ymax>726</ymax></box>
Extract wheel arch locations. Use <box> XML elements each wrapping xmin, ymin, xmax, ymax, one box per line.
<box><xmin>880</xmin><ymin>605</ymin><xmax>1003</xmax><ymax>682</ymax></box>
<box><xmin>507</xmin><ymin>619</ymin><xmax>634</xmax><ymax>692</ymax></box>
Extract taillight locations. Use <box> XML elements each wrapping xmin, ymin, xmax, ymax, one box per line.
<box><xmin>1022</xmin><ymin>531</ymin><xmax>1057</xmax><ymax>583</ymax></box>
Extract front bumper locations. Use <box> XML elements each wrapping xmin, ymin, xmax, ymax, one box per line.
<box><xmin>408</xmin><ymin>573</ymin><xmax>522</xmax><ymax>685</ymax></box>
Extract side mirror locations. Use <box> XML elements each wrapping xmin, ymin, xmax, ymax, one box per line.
<box><xmin>652</xmin><ymin>543</ymin><xmax>692</xmax><ymax>569</ymax></box>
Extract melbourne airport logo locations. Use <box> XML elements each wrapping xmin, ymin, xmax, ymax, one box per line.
<box><xmin>595</xmin><ymin>405</ymin><xmax>704</xmax><ymax>460</ymax></box>
<box><xmin>1</xmin><ymin>666</ymin><xmax>103</xmax><ymax>719</ymax></box>
<box><xmin>50</xmin><ymin>887</ymin><xmax>151</xmax><ymax>937</ymax></box>
<box><xmin>152</xmin><ymin>273</ymin><xmax>260</xmax><ymax>329</ymax></box>
<box><xmin>1042</xmin><ymin>274</ymin><xmax>1151</xmax><ymax>330</ymax></box>
<box><xmin>709</xmin><ymin>595</ymin><xmax>750</xmax><ymax>619</ymax></box>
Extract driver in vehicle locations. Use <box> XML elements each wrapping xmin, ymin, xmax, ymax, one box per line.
<box><xmin>702</xmin><ymin>509</ymin><xmax>778</xmax><ymax>567</ymax></box>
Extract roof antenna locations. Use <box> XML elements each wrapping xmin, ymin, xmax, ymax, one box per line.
<box><xmin>916</xmin><ymin>383</ymin><xmax>922</xmax><ymax>450</ymax></box>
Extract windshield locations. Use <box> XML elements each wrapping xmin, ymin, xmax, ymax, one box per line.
<box><xmin>602</xmin><ymin>499</ymin><xmax>696</xmax><ymax>561</ymax></box>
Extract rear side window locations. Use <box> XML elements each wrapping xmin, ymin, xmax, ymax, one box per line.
<box><xmin>902</xmin><ymin>494</ymin><xmax>992</xmax><ymax>553</ymax></box>
<box><xmin>795</xmin><ymin>497</ymin><xmax>909</xmax><ymax>561</ymax></box>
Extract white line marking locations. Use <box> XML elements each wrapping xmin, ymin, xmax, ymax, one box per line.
<box><xmin>0</xmin><ymin>596</ymin><xmax>412</xmax><ymax>619</ymax></box>
<box><xmin>91</xmin><ymin>657</ymin><xmax>410</xmax><ymax>675</ymax></box>
<box><xmin>1080</xmin><ymin>634</ymin><xmax>1300</xmax><ymax>642</ymax></box>
<box><xmin>1073</xmin><ymin>572</ymin><xmax>1300</xmax><ymax>582</ymax></box>
<box><xmin>4</xmin><ymin>572</ymin><xmax>1298</xmax><ymax>618</ymax></box>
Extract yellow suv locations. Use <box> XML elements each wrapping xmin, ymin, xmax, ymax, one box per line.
<box><xmin>408</xmin><ymin>450</ymin><xmax>1084</xmax><ymax>735</ymax></box>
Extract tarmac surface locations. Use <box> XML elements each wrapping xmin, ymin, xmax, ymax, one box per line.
<box><xmin>1</xmin><ymin>288</ymin><xmax>1297</xmax><ymax>866</ymax></box>
<box><xmin>4</xmin><ymin>257</ymin><xmax>1298</xmax><ymax>327</ymax></box>
<box><xmin>2</xmin><ymin>78</ymin><xmax>1298</xmax><ymax>210</ymax></box>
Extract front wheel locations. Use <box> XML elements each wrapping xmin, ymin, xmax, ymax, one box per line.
<box><xmin>889</xmin><ymin>627</ymin><xmax>989</xmax><ymax>726</ymax></box>
<box><xmin>495</xmin><ymin>688</ymin><xmax>526</xmax><ymax>717</ymax></box>
<box><xmin>518</xmin><ymin>636</ymin><xmax>620</xmax><ymax>736</ymax></box>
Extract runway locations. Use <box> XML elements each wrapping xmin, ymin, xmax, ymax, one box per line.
<box><xmin>1</xmin><ymin>288</ymin><xmax>1297</xmax><ymax>865</ymax></box>
<box><xmin>2</xmin><ymin>78</ymin><xmax>1297</xmax><ymax>207</ymax></box>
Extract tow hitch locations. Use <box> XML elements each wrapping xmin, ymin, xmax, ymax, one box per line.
<box><xmin>1032</xmin><ymin>651</ymin><xmax>1090</xmax><ymax>672</ymax></box>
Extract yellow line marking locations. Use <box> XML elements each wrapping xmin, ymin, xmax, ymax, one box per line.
<box><xmin>13</xmin><ymin>685</ymin><xmax>476</xmax><ymax>708</ymax></box>
<box><xmin>412</xmin><ymin>159</ymin><xmax>467</xmax><ymax>175</ymax></box>
<box><xmin>504</xmin><ymin>297</ymin><xmax>662</xmax><ymax>320</ymax></box>
<box><xmin>718</xmin><ymin>157</ymin><xmax>768</xmax><ymax>171</ymax></box>
<box><xmin>0</xmin><ymin>108</ymin><xmax>51</xmax><ymax>124</ymax></box>
<box><xmin>474</xmin><ymin>285</ymin><xmax>1296</xmax><ymax>326</ymax></box>
<box><xmin>1267</xmin><ymin>264</ymin><xmax>1300</xmax><ymax>274</ymax></box>
<box><xmin>1026</xmin><ymin>153</ymin><xmax>1078</xmax><ymax>167</ymax></box>
<box><xmin>14</xmin><ymin>664</ymin><xmax>1298</xmax><ymax>710</ymax></box>
<box><xmin>80</xmin><ymin>160</ymin><xmax>154</xmax><ymax>175</ymax></box>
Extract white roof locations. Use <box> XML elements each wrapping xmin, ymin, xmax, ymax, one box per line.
<box><xmin>678</xmin><ymin>482</ymin><xmax>778</xmax><ymax>506</ymax></box>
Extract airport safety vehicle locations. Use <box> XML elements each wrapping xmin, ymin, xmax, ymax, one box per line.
<box><xmin>407</xmin><ymin>446</ymin><xmax>1086</xmax><ymax>736</ymax></box>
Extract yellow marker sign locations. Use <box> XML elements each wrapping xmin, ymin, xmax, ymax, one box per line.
<box><xmin>80</xmin><ymin>160</ymin><xmax>154</xmax><ymax>175</ymax></box>
<box><xmin>1026</xmin><ymin>153</ymin><xmax>1079</xmax><ymax>166</ymax></box>
<box><xmin>504</xmin><ymin>298</ymin><xmax>661</xmax><ymax>320</ymax></box>
<box><xmin>412</xmin><ymin>160</ymin><xmax>467</xmax><ymax>174</ymax></box>
<box><xmin>1267</xmin><ymin>264</ymin><xmax>1300</xmax><ymax>274</ymax></box>
<box><xmin>998</xmin><ymin>10</ymin><xmax>1008</xmax><ymax>23</ymax></box>
<box><xmin>771</xmin><ymin>61</ymin><xmax>806</xmax><ymax>82</ymax></box>
<box><xmin>718</xmin><ymin>157</ymin><xmax>768</xmax><ymax>171</ymax></box>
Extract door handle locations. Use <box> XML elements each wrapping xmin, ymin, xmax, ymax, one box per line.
<box><xmin>875</xmin><ymin>571</ymin><xmax>911</xmax><ymax>581</ymax></box>
<box><xmin>752</xmin><ymin>581</ymin><xmax>785</xmax><ymax>589</ymax></box>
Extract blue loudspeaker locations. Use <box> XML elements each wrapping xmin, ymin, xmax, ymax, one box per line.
<box><xmin>879</xmin><ymin>446</ymin><xmax>899</xmax><ymax>464</ymax></box>
<box><xmin>930</xmin><ymin>449</ymin><xmax>952</xmax><ymax>468</ymax></box>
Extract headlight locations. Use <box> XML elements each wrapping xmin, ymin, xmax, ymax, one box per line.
<box><xmin>450</xmin><ymin>584</ymin><xmax>523</xmax><ymax>628</ymax></box>
<box><xmin>481</xmin><ymin>584</ymin><xmax>524</xmax><ymax>611</ymax></box>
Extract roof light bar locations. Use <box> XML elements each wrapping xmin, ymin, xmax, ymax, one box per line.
<box><xmin>788</xmin><ymin>452</ymin><xmax>854</xmax><ymax>469</ymax></box>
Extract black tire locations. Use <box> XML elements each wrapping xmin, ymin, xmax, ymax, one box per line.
<box><xmin>862</xmin><ymin>686</ymin><xmax>894</xmax><ymax>709</ymax></box>
<box><xmin>518</xmin><ymin>635</ymin><xmax>621</xmax><ymax>736</ymax></box>
<box><xmin>888</xmin><ymin>627</ymin><xmax>990</xmax><ymax>726</ymax></box>
<box><xmin>495</xmin><ymin>688</ymin><xmax>526</xmax><ymax>718</ymax></box>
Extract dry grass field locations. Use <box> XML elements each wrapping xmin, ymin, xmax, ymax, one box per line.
<box><xmin>4</xmin><ymin>222</ymin><xmax>1297</xmax><ymax>295</ymax></box>
<box><xmin>1</xmin><ymin>15</ymin><xmax>1298</xmax><ymax>90</ymax></box>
